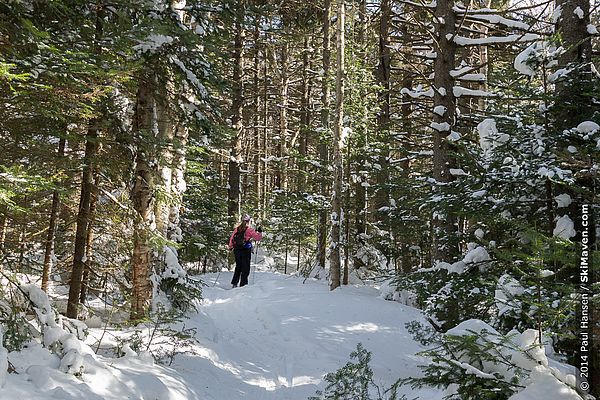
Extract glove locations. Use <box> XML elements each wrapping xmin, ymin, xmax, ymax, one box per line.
<box><xmin>256</xmin><ymin>225</ymin><xmax>263</xmax><ymax>233</ymax></box>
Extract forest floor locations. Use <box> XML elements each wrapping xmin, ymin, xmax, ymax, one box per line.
<box><xmin>3</xmin><ymin>252</ymin><xmax>444</xmax><ymax>399</ymax></box>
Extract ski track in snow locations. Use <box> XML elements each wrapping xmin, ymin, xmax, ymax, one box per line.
<box><xmin>172</xmin><ymin>271</ymin><xmax>440</xmax><ymax>399</ymax></box>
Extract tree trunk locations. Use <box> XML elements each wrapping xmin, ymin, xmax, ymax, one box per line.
<box><xmin>317</xmin><ymin>0</ymin><xmax>332</xmax><ymax>271</ymax></box>
<box><xmin>154</xmin><ymin>91</ymin><xmax>175</xmax><ymax>239</ymax></box>
<box><xmin>169</xmin><ymin>124</ymin><xmax>189</xmax><ymax>241</ymax></box>
<box><xmin>399</xmin><ymin>67</ymin><xmax>416</xmax><ymax>272</ymax></box>
<box><xmin>330</xmin><ymin>0</ymin><xmax>345</xmax><ymax>291</ymax></box>
<box><xmin>555</xmin><ymin>1</ymin><xmax>598</xmax><ymax>396</ymax></box>
<box><xmin>399</xmin><ymin>21</ymin><xmax>414</xmax><ymax>272</ymax></box>
<box><xmin>228</xmin><ymin>0</ymin><xmax>245</xmax><ymax>225</ymax></box>
<box><xmin>353</xmin><ymin>0</ymin><xmax>368</xmax><ymax>271</ymax></box>
<box><xmin>373</xmin><ymin>0</ymin><xmax>391</xmax><ymax>228</ymax></box>
<box><xmin>67</xmin><ymin>125</ymin><xmax>98</xmax><ymax>319</ymax></box>
<box><xmin>298</xmin><ymin>35</ymin><xmax>312</xmax><ymax>189</ymax></box>
<box><xmin>276</xmin><ymin>32</ymin><xmax>289</xmax><ymax>191</ymax></box>
<box><xmin>253</xmin><ymin>21</ymin><xmax>262</xmax><ymax>210</ymax></box>
<box><xmin>17</xmin><ymin>197</ymin><xmax>27</xmax><ymax>272</ymax></box>
<box><xmin>130</xmin><ymin>71</ymin><xmax>157</xmax><ymax>321</ymax></box>
<box><xmin>42</xmin><ymin>137</ymin><xmax>66</xmax><ymax>292</ymax></box>
<box><xmin>79</xmin><ymin>170</ymin><xmax>99</xmax><ymax>304</ymax></box>
<box><xmin>556</xmin><ymin>0</ymin><xmax>592</xmax><ymax>67</ymax></box>
<box><xmin>262</xmin><ymin>38</ymin><xmax>269</xmax><ymax>218</ymax></box>
<box><xmin>0</xmin><ymin>207</ymin><xmax>7</xmax><ymax>256</ymax></box>
<box><xmin>431</xmin><ymin>0</ymin><xmax>459</xmax><ymax>264</ymax></box>
<box><xmin>554</xmin><ymin>0</ymin><xmax>593</xmax><ymax>130</ymax></box>
<box><xmin>343</xmin><ymin>142</ymin><xmax>350</xmax><ymax>285</ymax></box>
<box><xmin>67</xmin><ymin>5</ymin><xmax>103</xmax><ymax>319</ymax></box>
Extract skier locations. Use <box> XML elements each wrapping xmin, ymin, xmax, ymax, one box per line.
<box><xmin>228</xmin><ymin>214</ymin><xmax>263</xmax><ymax>287</ymax></box>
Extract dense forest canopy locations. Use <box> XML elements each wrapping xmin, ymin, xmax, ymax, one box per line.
<box><xmin>0</xmin><ymin>0</ymin><xmax>599</xmax><ymax>398</ymax></box>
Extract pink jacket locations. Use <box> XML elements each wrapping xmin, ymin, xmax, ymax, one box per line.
<box><xmin>228</xmin><ymin>225</ymin><xmax>263</xmax><ymax>250</ymax></box>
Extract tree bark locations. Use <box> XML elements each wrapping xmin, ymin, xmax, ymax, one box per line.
<box><xmin>130</xmin><ymin>70</ymin><xmax>156</xmax><ymax>321</ymax></box>
<box><xmin>0</xmin><ymin>207</ymin><xmax>7</xmax><ymax>256</ymax></box>
<box><xmin>253</xmin><ymin>20</ymin><xmax>262</xmax><ymax>210</ymax></box>
<box><xmin>373</xmin><ymin>0</ymin><xmax>391</xmax><ymax>229</ymax></box>
<box><xmin>275</xmin><ymin>27</ymin><xmax>289</xmax><ymax>191</ymax></box>
<box><xmin>431</xmin><ymin>0</ymin><xmax>459</xmax><ymax>264</ymax></box>
<box><xmin>67</xmin><ymin>4</ymin><xmax>103</xmax><ymax>319</ymax></box>
<box><xmin>317</xmin><ymin>0</ymin><xmax>332</xmax><ymax>271</ymax></box>
<box><xmin>169</xmin><ymin>125</ymin><xmax>188</xmax><ymax>242</ymax></box>
<box><xmin>556</xmin><ymin>0</ymin><xmax>592</xmax><ymax>67</ymax></box>
<box><xmin>79</xmin><ymin>170</ymin><xmax>99</xmax><ymax>304</ymax></box>
<box><xmin>352</xmin><ymin>0</ymin><xmax>368</xmax><ymax>271</ymax></box>
<box><xmin>298</xmin><ymin>35</ymin><xmax>312</xmax><ymax>189</ymax></box>
<box><xmin>154</xmin><ymin>91</ymin><xmax>175</xmax><ymax>239</ymax></box>
<box><xmin>67</xmin><ymin>125</ymin><xmax>98</xmax><ymax>318</ymax></box>
<box><xmin>330</xmin><ymin>0</ymin><xmax>345</xmax><ymax>291</ymax></box>
<box><xmin>42</xmin><ymin>137</ymin><xmax>66</xmax><ymax>292</ymax></box>
<box><xmin>228</xmin><ymin>0</ymin><xmax>245</xmax><ymax>225</ymax></box>
<box><xmin>554</xmin><ymin>0</ymin><xmax>593</xmax><ymax>129</ymax></box>
<box><xmin>554</xmin><ymin>1</ymin><xmax>598</xmax><ymax>396</ymax></box>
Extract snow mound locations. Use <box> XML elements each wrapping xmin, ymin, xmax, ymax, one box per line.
<box><xmin>477</xmin><ymin>118</ymin><xmax>509</xmax><ymax>153</ymax></box>
<box><xmin>554</xmin><ymin>193</ymin><xmax>572</xmax><ymax>208</ymax></box>
<box><xmin>553</xmin><ymin>215</ymin><xmax>576</xmax><ymax>240</ymax></box>
<box><xmin>446</xmin><ymin>319</ymin><xmax>581</xmax><ymax>399</ymax></box>
<box><xmin>508</xmin><ymin>366</ymin><xmax>582</xmax><ymax>400</ymax></box>
<box><xmin>575</xmin><ymin>121</ymin><xmax>599</xmax><ymax>134</ymax></box>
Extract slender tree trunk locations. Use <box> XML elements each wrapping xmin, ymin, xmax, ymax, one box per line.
<box><xmin>276</xmin><ymin>31</ymin><xmax>289</xmax><ymax>191</ymax></box>
<box><xmin>330</xmin><ymin>0</ymin><xmax>345</xmax><ymax>291</ymax></box>
<box><xmin>353</xmin><ymin>0</ymin><xmax>368</xmax><ymax>270</ymax></box>
<box><xmin>477</xmin><ymin>0</ymin><xmax>492</xmax><ymax>111</ymax></box>
<box><xmin>317</xmin><ymin>0</ymin><xmax>332</xmax><ymax>270</ymax></box>
<box><xmin>298</xmin><ymin>35</ymin><xmax>312</xmax><ymax>189</ymax></box>
<box><xmin>79</xmin><ymin>170</ymin><xmax>99</xmax><ymax>304</ymax></box>
<box><xmin>228</xmin><ymin>0</ymin><xmax>246</xmax><ymax>224</ymax></box>
<box><xmin>297</xmin><ymin>235</ymin><xmax>301</xmax><ymax>273</ymax></box>
<box><xmin>343</xmin><ymin>141</ymin><xmax>350</xmax><ymax>285</ymax></box>
<box><xmin>42</xmin><ymin>137</ymin><xmax>66</xmax><ymax>292</ymax></box>
<box><xmin>0</xmin><ymin>207</ymin><xmax>7</xmax><ymax>256</ymax></box>
<box><xmin>262</xmin><ymin>40</ymin><xmax>269</xmax><ymax>219</ymax></box>
<box><xmin>67</xmin><ymin>125</ymin><xmax>98</xmax><ymax>318</ymax></box>
<box><xmin>67</xmin><ymin>5</ymin><xmax>103</xmax><ymax>319</ymax></box>
<box><xmin>253</xmin><ymin>20</ymin><xmax>262</xmax><ymax>210</ymax></box>
<box><xmin>154</xmin><ymin>92</ymin><xmax>175</xmax><ymax>239</ymax></box>
<box><xmin>373</xmin><ymin>0</ymin><xmax>391</xmax><ymax>227</ymax></box>
<box><xmin>399</xmin><ymin>21</ymin><xmax>414</xmax><ymax>272</ymax></box>
<box><xmin>17</xmin><ymin>198</ymin><xmax>27</xmax><ymax>272</ymax></box>
<box><xmin>169</xmin><ymin>125</ymin><xmax>189</xmax><ymax>240</ymax></box>
<box><xmin>431</xmin><ymin>0</ymin><xmax>459</xmax><ymax>264</ymax></box>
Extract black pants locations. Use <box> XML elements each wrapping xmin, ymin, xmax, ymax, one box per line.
<box><xmin>232</xmin><ymin>248</ymin><xmax>252</xmax><ymax>286</ymax></box>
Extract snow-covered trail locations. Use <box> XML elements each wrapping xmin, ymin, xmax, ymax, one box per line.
<box><xmin>174</xmin><ymin>271</ymin><xmax>440</xmax><ymax>399</ymax></box>
<box><xmin>2</xmin><ymin>269</ymin><xmax>441</xmax><ymax>400</ymax></box>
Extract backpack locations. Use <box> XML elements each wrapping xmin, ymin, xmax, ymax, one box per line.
<box><xmin>233</xmin><ymin>227</ymin><xmax>247</xmax><ymax>250</ymax></box>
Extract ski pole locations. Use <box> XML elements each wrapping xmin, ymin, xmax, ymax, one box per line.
<box><xmin>213</xmin><ymin>246</ymin><xmax>227</xmax><ymax>286</ymax></box>
<box><xmin>252</xmin><ymin>241</ymin><xmax>259</xmax><ymax>284</ymax></box>
<box><xmin>213</xmin><ymin>269</ymin><xmax>221</xmax><ymax>287</ymax></box>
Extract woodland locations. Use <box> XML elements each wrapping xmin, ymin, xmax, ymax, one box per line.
<box><xmin>0</xmin><ymin>0</ymin><xmax>599</xmax><ymax>399</ymax></box>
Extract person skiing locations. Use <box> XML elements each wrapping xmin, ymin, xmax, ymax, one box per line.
<box><xmin>228</xmin><ymin>214</ymin><xmax>263</xmax><ymax>287</ymax></box>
